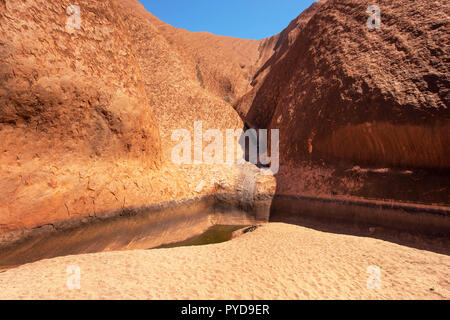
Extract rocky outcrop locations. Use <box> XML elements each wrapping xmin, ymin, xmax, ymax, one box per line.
<box><xmin>238</xmin><ymin>0</ymin><xmax>449</xmax><ymax>170</ymax></box>
<box><xmin>0</xmin><ymin>0</ymin><xmax>448</xmax><ymax>253</ymax></box>
<box><xmin>234</xmin><ymin>0</ymin><xmax>325</xmax><ymax>119</ymax></box>
<box><xmin>0</xmin><ymin>0</ymin><xmax>161</xmax><ymax>165</ymax></box>
<box><xmin>0</xmin><ymin>0</ymin><xmax>163</xmax><ymax>231</ymax></box>
<box><xmin>0</xmin><ymin>0</ymin><xmax>275</xmax><ymax>237</ymax></box>
<box><xmin>115</xmin><ymin>0</ymin><xmax>249</xmax><ymax>159</ymax></box>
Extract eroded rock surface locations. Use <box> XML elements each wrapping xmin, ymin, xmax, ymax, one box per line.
<box><xmin>0</xmin><ymin>0</ymin><xmax>448</xmax><ymax>246</ymax></box>
<box><xmin>0</xmin><ymin>0</ymin><xmax>275</xmax><ymax>238</ymax></box>
<box><xmin>238</xmin><ymin>0</ymin><xmax>449</xmax><ymax>169</ymax></box>
<box><xmin>0</xmin><ymin>0</ymin><xmax>164</xmax><ymax>232</ymax></box>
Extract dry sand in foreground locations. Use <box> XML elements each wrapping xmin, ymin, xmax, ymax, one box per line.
<box><xmin>0</xmin><ymin>223</ymin><xmax>448</xmax><ymax>300</ymax></box>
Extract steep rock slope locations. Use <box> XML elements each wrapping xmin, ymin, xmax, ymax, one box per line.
<box><xmin>0</xmin><ymin>0</ymin><xmax>162</xmax><ymax>232</ymax></box>
<box><xmin>116</xmin><ymin>0</ymin><xmax>246</xmax><ymax>159</ymax></box>
<box><xmin>235</xmin><ymin>0</ymin><xmax>326</xmax><ymax>119</ymax></box>
<box><xmin>119</xmin><ymin>0</ymin><xmax>272</xmax><ymax>110</ymax></box>
<box><xmin>0</xmin><ymin>0</ymin><xmax>275</xmax><ymax>239</ymax></box>
<box><xmin>239</xmin><ymin>0</ymin><xmax>449</xmax><ymax>169</ymax></box>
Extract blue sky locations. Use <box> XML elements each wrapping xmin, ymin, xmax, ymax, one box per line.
<box><xmin>138</xmin><ymin>0</ymin><xmax>317</xmax><ymax>40</ymax></box>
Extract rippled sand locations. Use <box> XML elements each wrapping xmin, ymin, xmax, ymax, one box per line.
<box><xmin>0</xmin><ymin>223</ymin><xmax>448</xmax><ymax>300</ymax></box>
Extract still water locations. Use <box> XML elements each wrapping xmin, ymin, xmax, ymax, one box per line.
<box><xmin>155</xmin><ymin>225</ymin><xmax>249</xmax><ymax>249</ymax></box>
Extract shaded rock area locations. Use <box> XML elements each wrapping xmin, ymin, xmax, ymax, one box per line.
<box><xmin>235</xmin><ymin>0</ymin><xmax>449</xmax><ymax>205</ymax></box>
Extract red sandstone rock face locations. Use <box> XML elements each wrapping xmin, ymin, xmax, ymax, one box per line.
<box><xmin>115</xmin><ymin>0</ymin><xmax>253</xmax><ymax>159</ymax></box>
<box><xmin>118</xmin><ymin>0</ymin><xmax>269</xmax><ymax>104</ymax></box>
<box><xmin>239</xmin><ymin>0</ymin><xmax>449</xmax><ymax>169</ymax></box>
<box><xmin>0</xmin><ymin>0</ymin><xmax>274</xmax><ymax>235</ymax></box>
<box><xmin>234</xmin><ymin>0</ymin><xmax>325</xmax><ymax>119</ymax></box>
<box><xmin>0</xmin><ymin>0</ymin><xmax>449</xmax><ymax>239</ymax></box>
<box><xmin>0</xmin><ymin>0</ymin><xmax>164</xmax><ymax>231</ymax></box>
<box><xmin>0</xmin><ymin>0</ymin><xmax>161</xmax><ymax>166</ymax></box>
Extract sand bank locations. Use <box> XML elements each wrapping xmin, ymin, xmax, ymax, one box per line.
<box><xmin>0</xmin><ymin>223</ymin><xmax>448</xmax><ymax>300</ymax></box>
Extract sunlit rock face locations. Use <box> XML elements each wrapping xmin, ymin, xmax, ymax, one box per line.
<box><xmin>116</xmin><ymin>0</ymin><xmax>275</xmax><ymax>160</ymax></box>
<box><xmin>0</xmin><ymin>0</ymin><xmax>275</xmax><ymax>237</ymax></box>
<box><xmin>0</xmin><ymin>0</ymin><xmax>162</xmax><ymax>232</ymax></box>
<box><xmin>237</xmin><ymin>0</ymin><xmax>449</xmax><ymax>169</ymax></box>
<box><xmin>0</xmin><ymin>0</ymin><xmax>448</xmax><ymax>245</ymax></box>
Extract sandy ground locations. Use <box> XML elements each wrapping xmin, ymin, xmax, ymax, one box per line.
<box><xmin>0</xmin><ymin>223</ymin><xmax>448</xmax><ymax>300</ymax></box>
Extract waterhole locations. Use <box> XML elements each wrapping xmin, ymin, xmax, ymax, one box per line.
<box><xmin>155</xmin><ymin>225</ymin><xmax>249</xmax><ymax>249</ymax></box>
